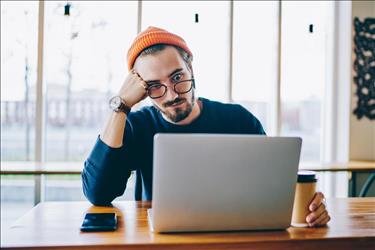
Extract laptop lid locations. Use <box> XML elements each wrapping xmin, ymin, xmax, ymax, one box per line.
<box><xmin>151</xmin><ymin>134</ymin><xmax>301</xmax><ymax>233</ymax></box>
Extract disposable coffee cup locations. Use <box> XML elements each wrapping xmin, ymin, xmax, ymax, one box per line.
<box><xmin>291</xmin><ymin>170</ymin><xmax>317</xmax><ymax>227</ymax></box>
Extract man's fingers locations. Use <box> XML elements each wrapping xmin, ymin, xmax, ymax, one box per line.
<box><xmin>309</xmin><ymin>192</ymin><xmax>325</xmax><ymax>211</ymax></box>
<box><xmin>306</xmin><ymin>192</ymin><xmax>331</xmax><ymax>227</ymax></box>
<box><xmin>309</xmin><ymin>211</ymin><xmax>330</xmax><ymax>227</ymax></box>
<box><xmin>306</xmin><ymin>202</ymin><xmax>326</xmax><ymax>223</ymax></box>
<box><xmin>129</xmin><ymin>69</ymin><xmax>147</xmax><ymax>89</ymax></box>
<box><xmin>131</xmin><ymin>69</ymin><xmax>142</xmax><ymax>79</ymax></box>
<box><xmin>138</xmin><ymin>80</ymin><xmax>148</xmax><ymax>89</ymax></box>
<box><xmin>317</xmin><ymin>215</ymin><xmax>331</xmax><ymax>227</ymax></box>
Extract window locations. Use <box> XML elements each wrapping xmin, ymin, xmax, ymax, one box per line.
<box><xmin>39</xmin><ymin>1</ymin><xmax>138</xmax><ymax>202</ymax></box>
<box><xmin>142</xmin><ymin>0</ymin><xmax>230</xmax><ymax>101</ymax></box>
<box><xmin>1</xmin><ymin>1</ymin><xmax>39</xmax><ymax>161</ymax></box>
<box><xmin>232</xmin><ymin>1</ymin><xmax>279</xmax><ymax>132</ymax></box>
<box><xmin>1</xmin><ymin>1</ymin><xmax>39</xmax><ymax>233</ymax></box>
<box><xmin>43</xmin><ymin>1</ymin><xmax>137</xmax><ymax>161</ymax></box>
<box><xmin>280</xmin><ymin>1</ymin><xmax>333</xmax><ymax>161</ymax></box>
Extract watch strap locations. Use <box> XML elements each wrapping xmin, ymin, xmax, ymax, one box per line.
<box><xmin>117</xmin><ymin>101</ymin><xmax>131</xmax><ymax>115</ymax></box>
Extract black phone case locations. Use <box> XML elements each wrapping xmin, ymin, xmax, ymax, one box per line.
<box><xmin>80</xmin><ymin>213</ymin><xmax>117</xmax><ymax>232</ymax></box>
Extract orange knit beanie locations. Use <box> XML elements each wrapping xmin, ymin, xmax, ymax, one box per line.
<box><xmin>127</xmin><ymin>26</ymin><xmax>193</xmax><ymax>70</ymax></box>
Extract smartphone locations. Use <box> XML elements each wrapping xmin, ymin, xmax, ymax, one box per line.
<box><xmin>80</xmin><ymin>213</ymin><xmax>117</xmax><ymax>232</ymax></box>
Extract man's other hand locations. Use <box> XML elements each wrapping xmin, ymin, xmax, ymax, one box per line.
<box><xmin>306</xmin><ymin>192</ymin><xmax>331</xmax><ymax>227</ymax></box>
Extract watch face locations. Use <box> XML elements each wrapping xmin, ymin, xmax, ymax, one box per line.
<box><xmin>109</xmin><ymin>96</ymin><xmax>122</xmax><ymax>110</ymax></box>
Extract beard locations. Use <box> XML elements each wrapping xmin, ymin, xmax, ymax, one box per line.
<box><xmin>158</xmin><ymin>90</ymin><xmax>196</xmax><ymax>123</ymax></box>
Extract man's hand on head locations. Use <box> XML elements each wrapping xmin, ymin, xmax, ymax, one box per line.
<box><xmin>118</xmin><ymin>69</ymin><xmax>148</xmax><ymax>108</ymax></box>
<box><xmin>306</xmin><ymin>192</ymin><xmax>331</xmax><ymax>227</ymax></box>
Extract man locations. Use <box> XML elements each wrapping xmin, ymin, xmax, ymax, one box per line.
<box><xmin>82</xmin><ymin>27</ymin><xmax>330</xmax><ymax>227</ymax></box>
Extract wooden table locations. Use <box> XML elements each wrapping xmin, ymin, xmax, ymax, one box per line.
<box><xmin>1</xmin><ymin>198</ymin><xmax>375</xmax><ymax>250</ymax></box>
<box><xmin>300</xmin><ymin>161</ymin><xmax>375</xmax><ymax>172</ymax></box>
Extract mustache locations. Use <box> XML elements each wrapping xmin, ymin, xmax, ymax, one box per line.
<box><xmin>163</xmin><ymin>97</ymin><xmax>186</xmax><ymax>108</ymax></box>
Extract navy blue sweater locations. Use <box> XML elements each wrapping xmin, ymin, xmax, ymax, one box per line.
<box><xmin>82</xmin><ymin>98</ymin><xmax>265</xmax><ymax>205</ymax></box>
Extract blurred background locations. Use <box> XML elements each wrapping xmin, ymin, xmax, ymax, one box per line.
<box><xmin>1</xmin><ymin>0</ymin><xmax>374</xmax><ymax>234</ymax></box>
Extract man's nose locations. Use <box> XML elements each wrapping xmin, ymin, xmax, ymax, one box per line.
<box><xmin>164</xmin><ymin>84</ymin><xmax>179</xmax><ymax>100</ymax></box>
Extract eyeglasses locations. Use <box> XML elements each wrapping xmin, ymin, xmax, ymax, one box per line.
<box><xmin>146</xmin><ymin>79</ymin><xmax>195</xmax><ymax>99</ymax></box>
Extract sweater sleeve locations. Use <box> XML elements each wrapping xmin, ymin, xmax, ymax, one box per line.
<box><xmin>82</xmin><ymin>119</ymin><xmax>136</xmax><ymax>206</ymax></box>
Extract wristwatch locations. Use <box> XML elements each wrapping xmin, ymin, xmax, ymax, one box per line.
<box><xmin>109</xmin><ymin>96</ymin><xmax>131</xmax><ymax>115</ymax></box>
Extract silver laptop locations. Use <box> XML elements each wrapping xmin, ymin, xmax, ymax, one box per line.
<box><xmin>149</xmin><ymin>134</ymin><xmax>302</xmax><ymax>233</ymax></box>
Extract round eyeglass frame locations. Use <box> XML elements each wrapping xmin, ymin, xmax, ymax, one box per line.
<box><xmin>146</xmin><ymin>79</ymin><xmax>195</xmax><ymax>99</ymax></box>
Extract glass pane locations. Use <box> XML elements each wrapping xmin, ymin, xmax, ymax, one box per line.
<box><xmin>142</xmin><ymin>0</ymin><xmax>230</xmax><ymax>102</ymax></box>
<box><xmin>232</xmin><ymin>1</ymin><xmax>279</xmax><ymax>132</ymax></box>
<box><xmin>44</xmin><ymin>1</ymin><xmax>137</xmax><ymax>162</ymax></box>
<box><xmin>280</xmin><ymin>1</ymin><xmax>333</xmax><ymax>161</ymax></box>
<box><xmin>44</xmin><ymin>172</ymin><xmax>135</xmax><ymax>201</ymax></box>
<box><xmin>1</xmin><ymin>175</ymin><xmax>34</xmax><ymax>234</ymax></box>
<box><xmin>1</xmin><ymin>1</ymin><xmax>38</xmax><ymax>161</ymax></box>
<box><xmin>44</xmin><ymin>175</ymin><xmax>84</xmax><ymax>201</ymax></box>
